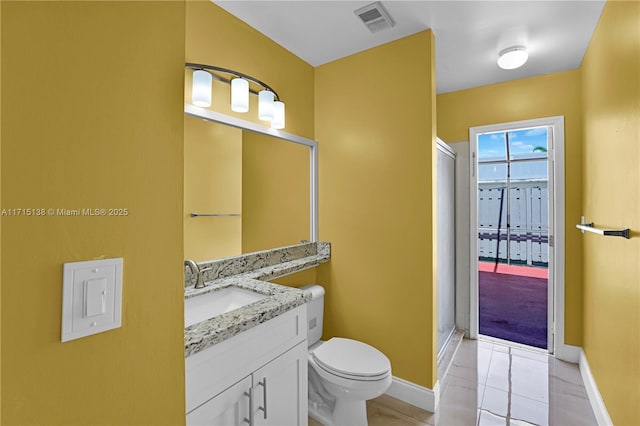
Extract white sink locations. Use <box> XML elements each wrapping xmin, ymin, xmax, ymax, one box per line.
<box><xmin>185</xmin><ymin>287</ymin><xmax>268</xmax><ymax>327</ymax></box>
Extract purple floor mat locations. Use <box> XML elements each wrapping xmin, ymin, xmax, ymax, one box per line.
<box><xmin>479</xmin><ymin>271</ymin><xmax>548</xmax><ymax>349</ymax></box>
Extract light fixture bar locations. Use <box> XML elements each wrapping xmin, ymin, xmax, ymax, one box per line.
<box><xmin>185</xmin><ymin>62</ymin><xmax>281</xmax><ymax>101</ymax></box>
<box><xmin>207</xmin><ymin>72</ymin><xmax>263</xmax><ymax>96</ymax></box>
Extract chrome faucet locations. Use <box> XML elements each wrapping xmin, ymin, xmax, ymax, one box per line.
<box><xmin>184</xmin><ymin>259</ymin><xmax>208</xmax><ymax>289</ymax></box>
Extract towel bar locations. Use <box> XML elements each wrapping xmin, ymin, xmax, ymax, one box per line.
<box><xmin>576</xmin><ymin>222</ymin><xmax>630</xmax><ymax>239</ymax></box>
<box><xmin>191</xmin><ymin>213</ymin><xmax>241</xmax><ymax>217</ymax></box>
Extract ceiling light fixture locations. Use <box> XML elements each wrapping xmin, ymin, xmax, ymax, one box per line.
<box><xmin>186</xmin><ymin>63</ymin><xmax>285</xmax><ymax>129</ymax></box>
<box><xmin>497</xmin><ymin>46</ymin><xmax>528</xmax><ymax>70</ymax></box>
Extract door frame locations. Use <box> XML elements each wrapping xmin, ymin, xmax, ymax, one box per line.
<box><xmin>469</xmin><ymin>116</ymin><xmax>565</xmax><ymax>354</ymax></box>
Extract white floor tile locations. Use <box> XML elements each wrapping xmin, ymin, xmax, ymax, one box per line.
<box><xmin>478</xmin><ymin>410</ymin><xmax>507</xmax><ymax>426</ymax></box>
<box><xmin>317</xmin><ymin>337</ymin><xmax>599</xmax><ymax>426</ymax></box>
<box><xmin>510</xmin><ymin>393</ymin><xmax>549</xmax><ymax>426</ymax></box>
<box><xmin>510</xmin><ymin>356</ymin><xmax>549</xmax><ymax>403</ymax></box>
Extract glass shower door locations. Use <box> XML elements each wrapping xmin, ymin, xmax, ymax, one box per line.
<box><xmin>437</xmin><ymin>141</ymin><xmax>456</xmax><ymax>356</ymax></box>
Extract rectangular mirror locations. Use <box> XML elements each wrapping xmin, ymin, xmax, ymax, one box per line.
<box><xmin>184</xmin><ymin>105</ymin><xmax>318</xmax><ymax>261</ymax></box>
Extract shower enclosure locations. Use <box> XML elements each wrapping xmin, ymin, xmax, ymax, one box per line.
<box><xmin>437</xmin><ymin>139</ymin><xmax>456</xmax><ymax>357</ymax></box>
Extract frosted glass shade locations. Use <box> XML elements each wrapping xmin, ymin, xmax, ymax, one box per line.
<box><xmin>497</xmin><ymin>47</ymin><xmax>528</xmax><ymax>70</ymax></box>
<box><xmin>192</xmin><ymin>70</ymin><xmax>212</xmax><ymax>107</ymax></box>
<box><xmin>258</xmin><ymin>90</ymin><xmax>275</xmax><ymax>121</ymax></box>
<box><xmin>231</xmin><ymin>78</ymin><xmax>249</xmax><ymax>113</ymax></box>
<box><xmin>271</xmin><ymin>101</ymin><xmax>285</xmax><ymax>130</ymax></box>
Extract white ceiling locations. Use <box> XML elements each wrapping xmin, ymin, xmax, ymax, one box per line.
<box><xmin>213</xmin><ymin>0</ymin><xmax>605</xmax><ymax>94</ymax></box>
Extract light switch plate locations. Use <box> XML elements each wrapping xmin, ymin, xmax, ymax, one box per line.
<box><xmin>61</xmin><ymin>258</ymin><xmax>123</xmax><ymax>342</ymax></box>
<box><xmin>84</xmin><ymin>278</ymin><xmax>107</xmax><ymax>317</ymax></box>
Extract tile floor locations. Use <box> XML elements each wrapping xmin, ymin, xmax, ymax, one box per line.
<box><xmin>310</xmin><ymin>336</ymin><xmax>598</xmax><ymax>425</ymax></box>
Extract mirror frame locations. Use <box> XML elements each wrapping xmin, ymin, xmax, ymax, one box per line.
<box><xmin>184</xmin><ymin>103</ymin><xmax>319</xmax><ymax>243</ymax></box>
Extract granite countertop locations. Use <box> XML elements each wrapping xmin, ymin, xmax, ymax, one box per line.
<box><xmin>184</xmin><ymin>242</ymin><xmax>330</xmax><ymax>358</ymax></box>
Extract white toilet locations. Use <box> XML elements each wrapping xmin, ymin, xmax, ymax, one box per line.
<box><xmin>301</xmin><ymin>285</ymin><xmax>392</xmax><ymax>426</ymax></box>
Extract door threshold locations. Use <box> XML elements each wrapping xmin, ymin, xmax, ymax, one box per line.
<box><xmin>478</xmin><ymin>334</ymin><xmax>549</xmax><ymax>354</ymax></box>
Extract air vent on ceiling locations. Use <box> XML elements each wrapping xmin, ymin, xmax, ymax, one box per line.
<box><xmin>354</xmin><ymin>2</ymin><xmax>395</xmax><ymax>34</ymax></box>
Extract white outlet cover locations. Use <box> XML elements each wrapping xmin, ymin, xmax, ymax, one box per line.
<box><xmin>61</xmin><ymin>258</ymin><xmax>123</xmax><ymax>342</ymax></box>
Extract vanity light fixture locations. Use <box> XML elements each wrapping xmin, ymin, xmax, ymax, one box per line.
<box><xmin>186</xmin><ymin>63</ymin><xmax>285</xmax><ymax>129</ymax></box>
<box><xmin>258</xmin><ymin>89</ymin><xmax>275</xmax><ymax>121</ymax></box>
<box><xmin>497</xmin><ymin>46</ymin><xmax>528</xmax><ymax>70</ymax></box>
<box><xmin>231</xmin><ymin>78</ymin><xmax>249</xmax><ymax>113</ymax></box>
<box><xmin>192</xmin><ymin>70</ymin><xmax>213</xmax><ymax>107</ymax></box>
<box><xmin>271</xmin><ymin>100</ymin><xmax>285</xmax><ymax>130</ymax></box>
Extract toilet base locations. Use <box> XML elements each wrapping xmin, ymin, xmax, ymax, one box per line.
<box><xmin>333</xmin><ymin>399</ymin><xmax>368</xmax><ymax>426</ymax></box>
<box><xmin>308</xmin><ymin>368</ymin><xmax>369</xmax><ymax>426</ymax></box>
<box><xmin>308</xmin><ymin>399</ymin><xmax>368</xmax><ymax>426</ymax></box>
<box><xmin>308</xmin><ymin>403</ymin><xmax>333</xmax><ymax>426</ymax></box>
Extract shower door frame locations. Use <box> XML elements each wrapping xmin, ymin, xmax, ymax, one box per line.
<box><xmin>469</xmin><ymin>116</ymin><xmax>565</xmax><ymax>355</ymax></box>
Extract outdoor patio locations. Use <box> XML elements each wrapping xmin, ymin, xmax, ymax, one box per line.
<box><xmin>479</xmin><ymin>261</ymin><xmax>548</xmax><ymax>349</ymax></box>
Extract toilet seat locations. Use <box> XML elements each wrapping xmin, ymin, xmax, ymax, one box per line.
<box><xmin>311</xmin><ymin>337</ymin><xmax>391</xmax><ymax>381</ymax></box>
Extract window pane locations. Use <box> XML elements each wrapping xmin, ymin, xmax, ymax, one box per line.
<box><xmin>478</xmin><ymin>230</ymin><xmax>508</xmax><ymax>262</ymax></box>
<box><xmin>511</xmin><ymin>160</ymin><xmax>548</xmax><ymax>181</ymax></box>
<box><xmin>508</xmin><ymin>127</ymin><xmax>548</xmax><ymax>160</ymax></box>
<box><xmin>478</xmin><ymin>186</ymin><xmax>507</xmax><ymax>229</ymax></box>
<box><xmin>478</xmin><ymin>132</ymin><xmax>506</xmax><ymax>162</ymax></box>
<box><xmin>478</xmin><ymin>163</ymin><xmax>507</xmax><ymax>183</ymax></box>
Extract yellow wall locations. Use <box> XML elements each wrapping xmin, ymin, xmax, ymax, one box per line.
<box><xmin>315</xmin><ymin>31</ymin><xmax>439</xmax><ymax>388</ymax></box>
<box><xmin>437</xmin><ymin>70</ymin><xmax>584</xmax><ymax>345</ymax></box>
<box><xmin>580</xmin><ymin>1</ymin><xmax>640</xmax><ymax>424</ymax></box>
<box><xmin>185</xmin><ymin>2</ymin><xmax>316</xmax><ymax>275</ymax></box>
<box><xmin>1</xmin><ymin>2</ymin><xmax>186</xmax><ymax>424</ymax></box>
<box><xmin>184</xmin><ymin>117</ymin><xmax>242</xmax><ymax>261</ymax></box>
<box><xmin>242</xmin><ymin>132</ymin><xmax>309</xmax><ymax>254</ymax></box>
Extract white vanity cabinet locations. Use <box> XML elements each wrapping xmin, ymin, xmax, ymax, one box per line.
<box><xmin>186</xmin><ymin>305</ymin><xmax>308</xmax><ymax>426</ymax></box>
<box><xmin>186</xmin><ymin>376</ymin><xmax>251</xmax><ymax>425</ymax></box>
<box><xmin>253</xmin><ymin>341</ymin><xmax>307</xmax><ymax>426</ymax></box>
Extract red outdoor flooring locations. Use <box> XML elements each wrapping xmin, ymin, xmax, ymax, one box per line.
<box><xmin>479</xmin><ymin>262</ymin><xmax>548</xmax><ymax>349</ymax></box>
<box><xmin>478</xmin><ymin>261</ymin><xmax>548</xmax><ymax>278</ymax></box>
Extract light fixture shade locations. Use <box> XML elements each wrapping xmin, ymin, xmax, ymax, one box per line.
<box><xmin>271</xmin><ymin>101</ymin><xmax>285</xmax><ymax>129</ymax></box>
<box><xmin>231</xmin><ymin>78</ymin><xmax>249</xmax><ymax>113</ymax></box>
<box><xmin>497</xmin><ymin>46</ymin><xmax>528</xmax><ymax>70</ymax></box>
<box><xmin>258</xmin><ymin>90</ymin><xmax>275</xmax><ymax>121</ymax></box>
<box><xmin>192</xmin><ymin>70</ymin><xmax>212</xmax><ymax>107</ymax></box>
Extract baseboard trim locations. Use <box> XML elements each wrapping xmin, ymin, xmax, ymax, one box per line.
<box><xmin>555</xmin><ymin>343</ymin><xmax>581</xmax><ymax>363</ymax></box>
<box><xmin>579</xmin><ymin>350</ymin><xmax>613</xmax><ymax>426</ymax></box>
<box><xmin>385</xmin><ymin>376</ymin><xmax>439</xmax><ymax>413</ymax></box>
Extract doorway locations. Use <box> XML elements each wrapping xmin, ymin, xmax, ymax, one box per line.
<box><xmin>469</xmin><ymin>117</ymin><xmax>565</xmax><ymax>353</ymax></box>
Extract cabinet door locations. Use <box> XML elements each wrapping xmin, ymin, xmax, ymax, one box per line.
<box><xmin>253</xmin><ymin>341</ymin><xmax>308</xmax><ymax>426</ymax></box>
<box><xmin>187</xmin><ymin>376</ymin><xmax>252</xmax><ymax>426</ymax></box>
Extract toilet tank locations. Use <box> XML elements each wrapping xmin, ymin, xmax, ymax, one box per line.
<box><xmin>300</xmin><ymin>284</ymin><xmax>324</xmax><ymax>346</ymax></box>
